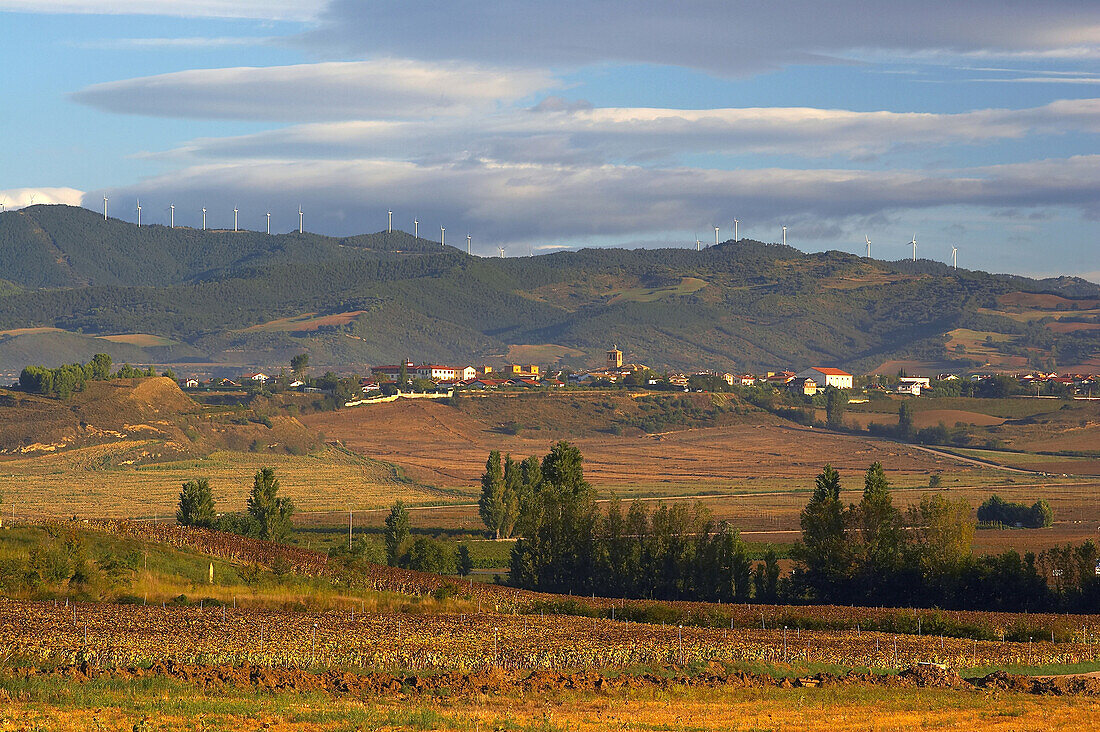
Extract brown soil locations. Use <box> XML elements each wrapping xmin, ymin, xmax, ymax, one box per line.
<box><xmin>303</xmin><ymin>396</ymin><xmax>976</xmax><ymax>491</ymax></box>
<box><xmin>15</xmin><ymin>662</ymin><xmax>1098</xmax><ymax>697</ymax></box>
<box><xmin>0</xmin><ymin>377</ymin><xmax>317</xmax><ymax>462</ymax></box>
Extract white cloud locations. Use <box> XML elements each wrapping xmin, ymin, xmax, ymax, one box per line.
<box><xmin>72</xmin><ymin>59</ymin><xmax>557</xmax><ymax>122</ymax></box>
<box><xmin>0</xmin><ymin>188</ymin><xmax>85</xmax><ymax>210</ymax></box>
<box><xmin>0</xmin><ymin>0</ymin><xmax>321</xmax><ymax>21</ymax></box>
<box><xmin>71</xmin><ymin>36</ymin><xmax>273</xmax><ymax>51</ymax></box>
<box><xmin>161</xmin><ymin>98</ymin><xmax>1100</xmax><ymax>163</ymax></box>
<box><xmin>82</xmin><ymin>155</ymin><xmax>1100</xmax><ymax>246</ymax></box>
<box><xmin>303</xmin><ymin>1</ymin><xmax>1100</xmax><ymax>76</ymax></box>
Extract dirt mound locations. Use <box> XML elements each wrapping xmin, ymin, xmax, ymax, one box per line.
<box><xmin>124</xmin><ymin>377</ymin><xmax>197</xmax><ymax>415</ymax></box>
<box><xmin>973</xmin><ymin>671</ymin><xmax>1100</xmax><ymax>695</ymax></box>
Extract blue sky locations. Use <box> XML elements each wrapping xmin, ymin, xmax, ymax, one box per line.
<box><xmin>2</xmin><ymin>1</ymin><xmax>1099</xmax><ymax>279</ymax></box>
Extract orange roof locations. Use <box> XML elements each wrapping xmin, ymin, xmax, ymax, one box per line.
<box><xmin>809</xmin><ymin>367</ymin><xmax>852</xmax><ymax>376</ymax></box>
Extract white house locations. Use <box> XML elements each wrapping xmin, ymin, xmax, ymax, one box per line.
<box><xmin>461</xmin><ymin>366</ymin><xmax>478</xmax><ymax>381</ymax></box>
<box><xmin>897</xmin><ymin>377</ymin><xmax>931</xmax><ymax>396</ymax></box>
<box><xmin>795</xmin><ymin>367</ymin><xmax>853</xmax><ymax>389</ymax></box>
<box><xmin>415</xmin><ymin>364</ymin><xmax>458</xmax><ymax>381</ymax></box>
<box><xmin>241</xmin><ymin>372</ymin><xmax>270</xmax><ymax>383</ymax></box>
<box><xmin>182</xmin><ymin>378</ymin><xmax>200</xmax><ymax>389</ymax></box>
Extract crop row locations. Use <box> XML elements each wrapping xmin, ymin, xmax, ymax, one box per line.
<box><xmin>1</xmin><ymin>598</ymin><xmax>1098</xmax><ymax>672</ymax></box>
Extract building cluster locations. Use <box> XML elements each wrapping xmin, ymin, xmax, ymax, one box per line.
<box><xmin>363</xmin><ymin>361</ymin><xmax>563</xmax><ymax>392</ymax></box>
<box><xmin>175</xmin><ymin>347</ymin><xmax>1098</xmax><ymax>400</ymax></box>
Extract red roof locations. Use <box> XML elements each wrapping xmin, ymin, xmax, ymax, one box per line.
<box><xmin>808</xmin><ymin>367</ymin><xmax>852</xmax><ymax>376</ymax></box>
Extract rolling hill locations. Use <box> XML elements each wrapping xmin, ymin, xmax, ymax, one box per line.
<box><xmin>0</xmin><ymin>204</ymin><xmax>1098</xmax><ymax>375</ymax></box>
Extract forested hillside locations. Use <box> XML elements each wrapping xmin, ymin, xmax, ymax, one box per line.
<box><xmin>0</xmin><ymin>204</ymin><xmax>1097</xmax><ymax>373</ymax></box>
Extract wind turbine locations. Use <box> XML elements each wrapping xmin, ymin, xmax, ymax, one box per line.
<box><xmin>696</xmin><ymin>237</ymin><xmax>701</xmax><ymax>252</ymax></box>
<box><xmin>233</xmin><ymin>207</ymin><xmax>238</xmax><ymax>232</ymax></box>
<box><xmin>387</xmin><ymin>210</ymin><xmax>392</xmax><ymax>233</ymax></box>
<box><xmin>467</xmin><ymin>234</ymin><xmax>471</xmax><ymax>255</ymax></box>
<box><xmin>865</xmin><ymin>235</ymin><xmax>871</xmax><ymax>258</ymax></box>
<box><xmin>910</xmin><ymin>233</ymin><xmax>917</xmax><ymax>262</ymax></box>
<box><xmin>952</xmin><ymin>246</ymin><xmax>958</xmax><ymax>269</ymax></box>
<box><xmin>440</xmin><ymin>226</ymin><xmax>445</xmax><ymax>247</ymax></box>
<box><xmin>498</xmin><ymin>245</ymin><xmax>505</xmax><ymax>258</ymax></box>
<box><xmin>103</xmin><ymin>195</ymin><xmax>109</xmax><ymax>221</ymax></box>
<box><xmin>414</xmin><ymin>219</ymin><xmax>418</xmax><ymax>239</ymax></box>
<box><xmin>266</xmin><ymin>212</ymin><xmax>271</xmax><ymax>235</ymax></box>
<box><xmin>733</xmin><ymin>218</ymin><xmax>739</xmax><ymax>242</ymax></box>
<box><xmin>714</xmin><ymin>226</ymin><xmax>720</xmax><ymax>247</ymax></box>
<box><xmin>136</xmin><ymin>199</ymin><xmax>141</xmax><ymax>227</ymax></box>
<box><xmin>170</xmin><ymin>204</ymin><xmax>175</xmax><ymax>229</ymax></box>
<box><xmin>298</xmin><ymin>205</ymin><xmax>303</xmax><ymax>234</ymax></box>
<box><xmin>782</xmin><ymin>226</ymin><xmax>787</xmax><ymax>247</ymax></box>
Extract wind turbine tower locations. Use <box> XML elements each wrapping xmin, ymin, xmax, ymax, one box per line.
<box><xmin>266</xmin><ymin>212</ymin><xmax>271</xmax><ymax>234</ymax></box>
<box><xmin>467</xmin><ymin>234</ymin><xmax>471</xmax><ymax>255</ymax></box>
<box><xmin>952</xmin><ymin>246</ymin><xmax>958</xmax><ymax>269</ymax></box>
<box><xmin>441</xmin><ymin>226</ymin><xmax>445</xmax><ymax>247</ymax></box>
<box><xmin>414</xmin><ymin>219</ymin><xmax>418</xmax><ymax>239</ymax></box>
<box><xmin>782</xmin><ymin>226</ymin><xmax>787</xmax><ymax>247</ymax></box>
<box><xmin>233</xmin><ymin>207</ymin><xmax>238</xmax><ymax>232</ymax></box>
<box><xmin>170</xmin><ymin>204</ymin><xmax>175</xmax><ymax>228</ymax></box>
<box><xmin>696</xmin><ymin>237</ymin><xmax>701</xmax><ymax>251</ymax></box>
<box><xmin>499</xmin><ymin>246</ymin><xmax>505</xmax><ymax>258</ymax></box>
<box><xmin>388</xmin><ymin>210</ymin><xmax>392</xmax><ymax>233</ymax></box>
<box><xmin>202</xmin><ymin>207</ymin><xmax>207</xmax><ymax>230</ymax></box>
<box><xmin>865</xmin><ymin>235</ymin><xmax>871</xmax><ymax>258</ymax></box>
<box><xmin>298</xmin><ymin>206</ymin><xmax>303</xmax><ymax>234</ymax></box>
<box><xmin>714</xmin><ymin>226</ymin><xmax>720</xmax><ymax>247</ymax></box>
<box><xmin>733</xmin><ymin>218</ymin><xmax>739</xmax><ymax>242</ymax></box>
<box><xmin>910</xmin><ymin>233</ymin><xmax>917</xmax><ymax>262</ymax></box>
<box><xmin>136</xmin><ymin>199</ymin><xmax>141</xmax><ymax>228</ymax></box>
<box><xmin>103</xmin><ymin>195</ymin><xmax>109</xmax><ymax>221</ymax></box>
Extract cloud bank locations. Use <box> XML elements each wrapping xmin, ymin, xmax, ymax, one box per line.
<box><xmin>72</xmin><ymin>59</ymin><xmax>557</xmax><ymax>122</ymax></box>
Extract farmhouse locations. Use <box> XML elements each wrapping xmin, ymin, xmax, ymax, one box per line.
<box><xmin>181</xmin><ymin>378</ymin><xmax>200</xmax><ymax>389</ymax></box>
<box><xmin>796</xmin><ymin>367</ymin><xmax>853</xmax><ymax>389</ymax></box>
<box><xmin>241</xmin><ymin>371</ymin><xmax>270</xmax><ymax>383</ymax></box>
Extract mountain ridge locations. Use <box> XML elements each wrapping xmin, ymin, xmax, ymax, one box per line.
<box><xmin>0</xmin><ymin>204</ymin><xmax>1097</xmax><ymax>375</ymax></box>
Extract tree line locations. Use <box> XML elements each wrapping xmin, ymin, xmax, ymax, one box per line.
<box><xmin>477</xmin><ymin>443</ymin><xmax>1094</xmax><ymax>612</ymax></box>
<box><xmin>18</xmin><ymin>354</ymin><xmax>175</xmax><ymax>399</ymax></box>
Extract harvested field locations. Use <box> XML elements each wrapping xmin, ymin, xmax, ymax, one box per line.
<box><xmin>95</xmin><ymin>333</ymin><xmax>178</xmax><ymax>347</ymax></box>
<box><xmin>303</xmin><ymin>398</ymin><xmax>990</xmax><ymax>495</ymax></box>
<box><xmin>0</xmin><ymin>445</ymin><xmax>447</xmax><ymax>518</ymax></box>
<box><xmin>239</xmin><ymin>310</ymin><xmax>367</xmax><ymax>333</ymax></box>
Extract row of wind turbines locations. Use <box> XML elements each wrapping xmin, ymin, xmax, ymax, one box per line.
<box><xmin>99</xmin><ymin>197</ymin><xmax>962</xmax><ymax>267</ymax></box>
<box><xmin>105</xmin><ymin>196</ymin><xmax>305</xmax><ymax>236</ymax></box>
<box><xmin>102</xmin><ymin>198</ymin><xmax>504</xmax><ymax>257</ymax></box>
<box><xmin>697</xmin><ymin>220</ymin><xmax>959</xmax><ymax>269</ymax></box>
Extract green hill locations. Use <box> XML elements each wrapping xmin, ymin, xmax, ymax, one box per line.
<box><xmin>0</xmin><ymin>204</ymin><xmax>1097</xmax><ymax>374</ymax></box>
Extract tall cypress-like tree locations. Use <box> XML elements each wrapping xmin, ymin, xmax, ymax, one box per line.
<box><xmin>479</xmin><ymin>451</ymin><xmax>507</xmax><ymax>539</ymax></box>
<box><xmin>793</xmin><ymin>464</ymin><xmax>848</xmax><ymax>601</ymax></box>
<box><xmin>247</xmin><ymin>467</ymin><xmax>294</xmax><ymax>542</ymax></box>
<box><xmin>501</xmin><ymin>454</ymin><xmax>522</xmax><ymax>539</ymax></box>
<box><xmin>176</xmin><ymin>478</ymin><xmax>216</xmax><ymax>529</ymax></box>
<box><xmin>384</xmin><ymin>500</ymin><xmax>411</xmax><ymax>566</ymax></box>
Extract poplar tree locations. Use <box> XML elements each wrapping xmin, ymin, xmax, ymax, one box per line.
<box><xmin>478</xmin><ymin>451</ymin><xmax>507</xmax><ymax>539</ymax></box>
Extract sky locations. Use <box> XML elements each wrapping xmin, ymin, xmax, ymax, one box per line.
<box><xmin>2</xmin><ymin>1</ymin><xmax>1099</xmax><ymax>279</ymax></box>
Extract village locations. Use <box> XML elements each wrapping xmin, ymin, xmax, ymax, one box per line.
<box><xmin>178</xmin><ymin>346</ymin><xmax>1100</xmax><ymax>402</ymax></box>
